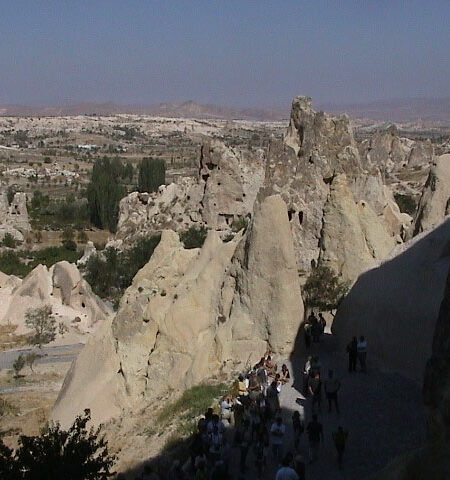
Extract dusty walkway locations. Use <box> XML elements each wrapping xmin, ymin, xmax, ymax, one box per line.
<box><xmin>229</xmin><ymin>333</ymin><xmax>426</xmax><ymax>480</ymax></box>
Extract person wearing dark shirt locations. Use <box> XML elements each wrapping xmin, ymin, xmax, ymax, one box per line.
<box><xmin>308</xmin><ymin>372</ymin><xmax>322</xmax><ymax>413</ymax></box>
<box><xmin>346</xmin><ymin>337</ymin><xmax>358</xmax><ymax>373</ymax></box>
<box><xmin>306</xmin><ymin>414</ymin><xmax>323</xmax><ymax>463</ymax></box>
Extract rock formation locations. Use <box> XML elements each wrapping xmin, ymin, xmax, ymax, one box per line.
<box><xmin>0</xmin><ymin>191</ymin><xmax>31</xmax><ymax>242</ymax></box>
<box><xmin>319</xmin><ymin>174</ymin><xmax>396</xmax><ymax>282</ymax></box>
<box><xmin>359</xmin><ymin>124</ymin><xmax>433</xmax><ymax>173</ymax></box>
<box><xmin>411</xmin><ymin>154</ymin><xmax>450</xmax><ymax>236</ymax></box>
<box><xmin>0</xmin><ymin>261</ymin><xmax>111</xmax><ymax>336</ymax></box>
<box><xmin>333</xmin><ymin>218</ymin><xmax>450</xmax><ymax>381</ymax></box>
<box><xmin>52</xmin><ymin>194</ymin><xmax>304</xmax><ymax>428</ymax></box>
<box><xmin>115</xmin><ymin>140</ymin><xmax>265</xmax><ymax>244</ymax></box>
<box><xmin>114</xmin><ymin>97</ymin><xmax>403</xmax><ymax>283</ymax></box>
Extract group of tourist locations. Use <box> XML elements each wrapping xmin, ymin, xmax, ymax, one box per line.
<box><xmin>136</xmin><ymin>317</ymin><xmax>368</xmax><ymax>480</ymax></box>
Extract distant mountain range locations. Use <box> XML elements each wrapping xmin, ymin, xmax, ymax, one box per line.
<box><xmin>0</xmin><ymin>98</ymin><xmax>449</xmax><ymax>122</ymax></box>
<box><xmin>320</xmin><ymin>97</ymin><xmax>450</xmax><ymax>123</ymax></box>
<box><xmin>0</xmin><ymin>101</ymin><xmax>286</xmax><ymax>121</ymax></box>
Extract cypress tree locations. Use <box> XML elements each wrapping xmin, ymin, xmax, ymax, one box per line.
<box><xmin>138</xmin><ymin>157</ymin><xmax>166</xmax><ymax>193</ymax></box>
<box><xmin>86</xmin><ymin>158</ymin><xmax>127</xmax><ymax>232</ymax></box>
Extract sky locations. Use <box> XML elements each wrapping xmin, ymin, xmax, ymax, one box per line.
<box><xmin>0</xmin><ymin>0</ymin><xmax>449</xmax><ymax>107</ymax></box>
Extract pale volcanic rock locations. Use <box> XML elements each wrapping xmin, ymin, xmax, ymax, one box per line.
<box><xmin>333</xmin><ymin>218</ymin><xmax>450</xmax><ymax>381</ymax></box>
<box><xmin>0</xmin><ymin>190</ymin><xmax>30</xmax><ymax>242</ymax></box>
<box><xmin>115</xmin><ymin>179</ymin><xmax>203</xmax><ymax>243</ymax></box>
<box><xmin>76</xmin><ymin>241</ymin><xmax>97</xmax><ymax>266</ymax></box>
<box><xmin>52</xmin><ymin>195</ymin><xmax>304</xmax><ymax>428</ymax></box>
<box><xmin>199</xmin><ymin>139</ymin><xmax>265</xmax><ymax>229</ymax></box>
<box><xmin>360</xmin><ymin>124</ymin><xmax>433</xmax><ymax>173</ymax></box>
<box><xmin>223</xmin><ymin>194</ymin><xmax>304</xmax><ymax>358</ymax></box>
<box><xmin>412</xmin><ymin>154</ymin><xmax>450</xmax><ymax>236</ymax></box>
<box><xmin>267</xmin><ymin>96</ymin><xmax>364</xmax><ymax>275</ymax></box>
<box><xmin>319</xmin><ymin>174</ymin><xmax>396</xmax><ymax>282</ymax></box>
<box><xmin>0</xmin><ymin>262</ymin><xmax>111</xmax><ymax>335</ymax></box>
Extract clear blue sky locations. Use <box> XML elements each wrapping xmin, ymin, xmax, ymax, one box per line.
<box><xmin>0</xmin><ymin>0</ymin><xmax>449</xmax><ymax>107</ymax></box>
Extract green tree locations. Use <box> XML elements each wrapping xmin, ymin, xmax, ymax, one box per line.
<box><xmin>180</xmin><ymin>226</ymin><xmax>208</xmax><ymax>249</ymax></box>
<box><xmin>24</xmin><ymin>305</ymin><xmax>57</xmax><ymax>348</ymax></box>
<box><xmin>0</xmin><ymin>409</ymin><xmax>115</xmax><ymax>479</ymax></box>
<box><xmin>86</xmin><ymin>158</ymin><xmax>127</xmax><ymax>232</ymax></box>
<box><xmin>303</xmin><ymin>265</ymin><xmax>349</xmax><ymax>316</ymax></box>
<box><xmin>138</xmin><ymin>157</ymin><xmax>166</xmax><ymax>193</ymax></box>
<box><xmin>1</xmin><ymin>233</ymin><xmax>17</xmax><ymax>248</ymax></box>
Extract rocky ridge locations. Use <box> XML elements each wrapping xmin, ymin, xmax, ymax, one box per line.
<box><xmin>115</xmin><ymin>96</ymin><xmax>425</xmax><ymax>281</ymax></box>
<box><xmin>0</xmin><ymin>260</ymin><xmax>112</xmax><ymax>338</ymax></box>
<box><xmin>52</xmin><ymin>194</ymin><xmax>303</xmax><ymax>429</ymax></box>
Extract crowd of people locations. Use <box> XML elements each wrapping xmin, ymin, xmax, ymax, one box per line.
<box><xmin>134</xmin><ymin>314</ymin><xmax>368</xmax><ymax>480</ymax></box>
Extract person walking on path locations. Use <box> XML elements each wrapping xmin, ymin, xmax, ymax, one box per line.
<box><xmin>270</xmin><ymin>416</ymin><xmax>286</xmax><ymax>461</ymax></box>
<box><xmin>308</xmin><ymin>372</ymin><xmax>322</xmax><ymax>414</ymax></box>
<box><xmin>346</xmin><ymin>337</ymin><xmax>358</xmax><ymax>373</ymax></box>
<box><xmin>292</xmin><ymin>410</ymin><xmax>304</xmax><ymax>450</ymax></box>
<box><xmin>332</xmin><ymin>426</ymin><xmax>349</xmax><ymax>469</ymax></box>
<box><xmin>306</xmin><ymin>414</ymin><xmax>323</xmax><ymax>463</ymax></box>
<box><xmin>357</xmin><ymin>336</ymin><xmax>368</xmax><ymax>373</ymax></box>
<box><xmin>324</xmin><ymin>369</ymin><xmax>341</xmax><ymax>414</ymax></box>
<box><xmin>275</xmin><ymin>452</ymin><xmax>299</xmax><ymax>480</ymax></box>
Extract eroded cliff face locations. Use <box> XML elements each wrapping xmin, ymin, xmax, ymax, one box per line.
<box><xmin>0</xmin><ymin>261</ymin><xmax>111</xmax><ymax>336</ymax></box>
<box><xmin>412</xmin><ymin>153</ymin><xmax>450</xmax><ymax>237</ymax></box>
<box><xmin>52</xmin><ymin>194</ymin><xmax>304</xmax><ymax>428</ymax></box>
<box><xmin>115</xmin><ymin>97</ymin><xmax>406</xmax><ymax>283</ymax></box>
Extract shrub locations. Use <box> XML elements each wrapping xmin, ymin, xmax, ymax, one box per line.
<box><xmin>0</xmin><ymin>398</ymin><xmax>18</xmax><ymax>417</ymax></box>
<box><xmin>24</xmin><ymin>352</ymin><xmax>42</xmax><ymax>372</ymax></box>
<box><xmin>1</xmin><ymin>233</ymin><xmax>17</xmax><ymax>248</ymax></box>
<box><xmin>62</xmin><ymin>240</ymin><xmax>77</xmax><ymax>251</ymax></box>
<box><xmin>180</xmin><ymin>226</ymin><xmax>208</xmax><ymax>249</ymax></box>
<box><xmin>231</xmin><ymin>216</ymin><xmax>248</xmax><ymax>233</ymax></box>
<box><xmin>84</xmin><ymin>235</ymin><xmax>161</xmax><ymax>300</ymax></box>
<box><xmin>12</xmin><ymin>354</ymin><xmax>25</xmax><ymax>378</ymax></box>
<box><xmin>25</xmin><ymin>305</ymin><xmax>57</xmax><ymax>348</ymax></box>
<box><xmin>0</xmin><ymin>409</ymin><xmax>115</xmax><ymax>479</ymax></box>
<box><xmin>0</xmin><ymin>251</ymin><xmax>31</xmax><ymax>277</ymax></box>
<box><xmin>394</xmin><ymin>193</ymin><xmax>417</xmax><ymax>216</ymax></box>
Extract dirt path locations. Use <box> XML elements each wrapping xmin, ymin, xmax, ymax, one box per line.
<box><xmin>228</xmin><ymin>333</ymin><xmax>426</xmax><ymax>479</ymax></box>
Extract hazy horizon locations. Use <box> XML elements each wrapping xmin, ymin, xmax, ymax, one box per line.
<box><xmin>1</xmin><ymin>1</ymin><xmax>449</xmax><ymax>108</ymax></box>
